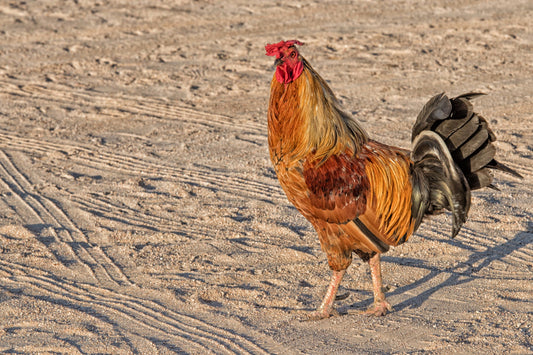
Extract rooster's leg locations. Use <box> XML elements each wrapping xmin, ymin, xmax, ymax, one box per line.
<box><xmin>307</xmin><ymin>269</ymin><xmax>346</xmax><ymax>320</ymax></box>
<box><xmin>363</xmin><ymin>253</ymin><xmax>392</xmax><ymax>316</ymax></box>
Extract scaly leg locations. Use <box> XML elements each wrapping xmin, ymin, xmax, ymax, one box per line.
<box><xmin>307</xmin><ymin>269</ymin><xmax>346</xmax><ymax>320</ymax></box>
<box><xmin>363</xmin><ymin>253</ymin><xmax>392</xmax><ymax>316</ymax></box>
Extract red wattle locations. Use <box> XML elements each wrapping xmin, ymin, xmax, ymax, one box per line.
<box><xmin>275</xmin><ymin>61</ymin><xmax>303</xmax><ymax>84</ymax></box>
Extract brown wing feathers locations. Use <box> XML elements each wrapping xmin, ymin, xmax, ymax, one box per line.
<box><xmin>302</xmin><ymin>142</ymin><xmax>415</xmax><ymax>253</ymax></box>
<box><xmin>302</xmin><ymin>153</ymin><xmax>368</xmax><ymax>223</ymax></box>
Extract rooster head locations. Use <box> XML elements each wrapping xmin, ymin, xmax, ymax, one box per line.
<box><xmin>265</xmin><ymin>40</ymin><xmax>304</xmax><ymax>84</ymax></box>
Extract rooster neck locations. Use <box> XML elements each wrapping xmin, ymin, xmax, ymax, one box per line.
<box><xmin>267</xmin><ymin>77</ymin><xmax>306</xmax><ymax>167</ymax></box>
<box><xmin>267</xmin><ymin>59</ymin><xmax>368</xmax><ymax>168</ymax></box>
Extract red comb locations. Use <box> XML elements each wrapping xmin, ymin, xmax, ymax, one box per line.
<box><xmin>265</xmin><ymin>40</ymin><xmax>304</xmax><ymax>58</ymax></box>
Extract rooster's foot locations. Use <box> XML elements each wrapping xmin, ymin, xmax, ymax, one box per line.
<box><xmin>362</xmin><ymin>300</ymin><xmax>392</xmax><ymax>317</ymax></box>
<box><xmin>305</xmin><ymin>308</ymin><xmax>340</xmax><ymax>321</ymax></box>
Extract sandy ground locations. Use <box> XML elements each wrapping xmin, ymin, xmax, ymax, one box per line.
<box><xmin>0</xmin><ymin>0</ymin><xmax>532</xmax><ymax>353</ymax></box>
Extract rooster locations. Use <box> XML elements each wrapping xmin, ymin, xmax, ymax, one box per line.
<box><xmin>265</xmin><ymin>40</ymin><xmax>522</xmax><ymax>320</ymax></box>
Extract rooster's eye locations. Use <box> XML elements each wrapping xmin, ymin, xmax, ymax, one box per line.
<box><xmin>290</xmin><ymin>51</ymin><xmax>297</xmax><ymax>58</ymax></box>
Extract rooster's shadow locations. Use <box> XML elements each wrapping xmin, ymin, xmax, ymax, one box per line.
<box><xmin>346</xmin><ymin>220</ymin><xmax>532</xmax><ymax>313</ymax></box>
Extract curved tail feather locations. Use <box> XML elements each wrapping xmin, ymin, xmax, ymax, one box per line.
<box><xmin>411</xmin><ymin>131</ymin><xmax>470</xmax><ymax>237</ymax></box>
<box><xmin>410</xmin><ymin>93</ymin><xmax>522</xmax><ymax>237</ymax></box>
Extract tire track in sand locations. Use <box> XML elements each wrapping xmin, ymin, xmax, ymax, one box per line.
<box><xmin>0</xmin><ymin>135</ymin><xmax>274</xmax><ymax>353</ymax></box>
<box><xmin>0</xmin><ymin>130</ymin><xmax>285</xmax><ymax>201</ymax></box>
<box><xmin>0</xmin><ymin>258</ymin><xmax>271</xmax><ymax>354</ymax></box>
<box><xmin>0</xmin><ymin>149</ymin><xmax>132</xmax><ymax>287</ymax></box>
<box><xmin>68</xmin><ymin>193</ymin><xmax>222</xmax><ymax>239</ymax></box>
<box><xmin>0</xmin><ymin>80</ymin><xmax>265</xmax><ymax>134</ymax></box>
<box><xmin>0</xmin><ymin>151</ymin><xmax>274</xmax><ymax>354</ymax></box>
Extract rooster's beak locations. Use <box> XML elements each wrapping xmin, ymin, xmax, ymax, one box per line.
<box><xmin>274</xmin><ymin>57</ymin><xmax>283</xmax><ymax>66</ymax></box>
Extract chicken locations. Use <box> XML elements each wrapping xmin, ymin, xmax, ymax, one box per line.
<box><xmin>265</xmin><ymin>40</ymin><xmax>522</xmax><ymax>320</ymax></box>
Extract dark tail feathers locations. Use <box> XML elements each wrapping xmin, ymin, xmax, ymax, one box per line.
<box><xmin>410</xmin><ymin>93</ymin><xmax>522</xmax><ymax>237</ymax></box>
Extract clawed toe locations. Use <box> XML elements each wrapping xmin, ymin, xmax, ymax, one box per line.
<box><xmin>305</xmin><ymin>308</ymin><xmax>340</xmax><ymax>321</ymax></box>
<box><xmin>361</xmin><ymin>301</ymin><xmax>392</xmax><ymax>317</ymax></box>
